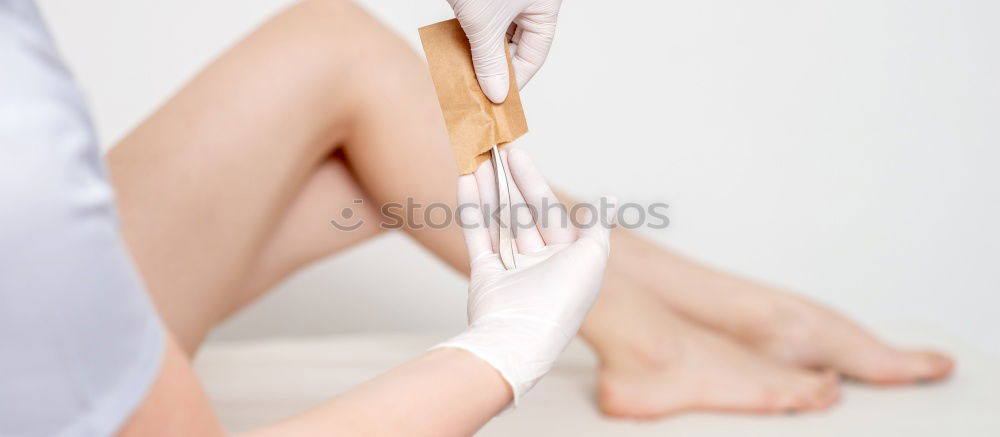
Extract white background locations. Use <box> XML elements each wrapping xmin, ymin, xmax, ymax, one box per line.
<box><xmin>36</xmin><ymin>0</ymin><xmax>1000</xmax><ymax>358</ymax></box>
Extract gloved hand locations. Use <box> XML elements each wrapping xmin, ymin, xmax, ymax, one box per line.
<box><xmin>446</xmin><ymin>0</ymin><xmax>562</xmax><ymax>103</ymax></box>
<box><xmin>434</xmin><ymin>149</ymin><xmax>616</xmax><ymax>405</ymax></box>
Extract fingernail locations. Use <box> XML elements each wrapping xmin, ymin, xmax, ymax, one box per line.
<box><xmin>479</xmin><ymin>75</ymin><xmax>510</xmax><ymax>104</ymax></box>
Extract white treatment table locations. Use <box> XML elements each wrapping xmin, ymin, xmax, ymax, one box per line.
<box><xmin>195</xmin><ymin>323</ymin><xmax>999</xmax><ymax>436</ymax></box>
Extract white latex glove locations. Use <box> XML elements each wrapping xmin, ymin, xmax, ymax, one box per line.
<box><xmin>434</xmin><ymin>149</ymin><xmax>616</xmax><ymax>406</ymax></box>
<box><xmin>446</xmin><ymin>0</ymin><xmax>562</xmax><ymax>103</ymax></box>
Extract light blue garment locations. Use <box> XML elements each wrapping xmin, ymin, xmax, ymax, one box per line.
<box><xmin>0</xmin><ymin>1</ymin><xmax>165</xmax><ymax>436</ymax></box>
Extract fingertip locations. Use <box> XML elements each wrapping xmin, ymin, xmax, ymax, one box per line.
<box><xmin>506</xmin><ymin>148</ymin><xmax>528</xmax><ymax>174</ymax></box>
<box><xmin>476</xmin><ymin>157</ymin><xmax>493</xmax><ymax>172</ymax></box>
<box><xmin>507</xmin><ymin>147</ymin><xmax>528</xmax><ymax>164</ymax></box>
<box><xmin>474</xmin><ymin>157</ymin><xmax>495</xmax><ymax>182</ymax></box>
<box><xmin>479</xmin><ymin>75</ymin><xmax>510</xmax><ymax>103</ymax></box>
<box><xmin>458</xmin><ymin>173</ymin><xmax>477</xmax><ymax>184</ymax></box>
<box><xmin>576</xmin><ymin>204</ymin><xmax>612</xmax><ymax>257</ymax></box>
<box><xmin>506</xmin><ymin>148</ymin><xmax>537</xmax><ymax>182</ymax></box>
<box><xmin>581</xmin><ymin>196</ymin><xmax>617</xmax><ymax>240</ymax></box>
<box><xmin>457</xmin><ymin>173</ymin><xmax>477</xmax><ymax>192</ymax></box>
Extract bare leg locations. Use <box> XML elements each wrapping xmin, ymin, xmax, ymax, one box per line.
<box><xmin>610</xmin><ymin>231</ymin><xmax>955</xmax><ymax>385</ymax></box>
<box><xmin>109</xmin><ymin>0</ymin><xmax>461</xmax><ymax>352</ymax></box>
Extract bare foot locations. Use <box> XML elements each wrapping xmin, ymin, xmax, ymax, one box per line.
<box><xmin>582</xmin><ymin>283</ymin><xmax>841</xmax><ymax>419</ymax></box>
<box><xmin>611</xmin><ymin>230</ymin><xmax>954</xmax><ymax>385</ymax></box>
<box><xmin>731</xmin><ymin>289</ymin><xmax>954</xmax><ymax>385</ymax></box>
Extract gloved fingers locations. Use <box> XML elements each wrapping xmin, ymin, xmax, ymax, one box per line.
<box><xmin>507</xmin><ymin>148</ymin><xmax>576</xmax><ymax>245</ymax></box>
<box><xmin>510</xmin><ymin>15</ymin><xmax>557</xmax><ymax>90</ymax></box>
<box><xmin>473</xmin><ymin>159</ymin><xmax>501</xmax><ymax>252</ymax></box>
<box><xmin>464</xmin><ymin>25</ymin><xmax>512</xmax><ymax>103</ymax></box>
<box><xmin>500</xmin><ymin>149</ymin><xmax>545</xmax><ymax>254</ymax></box>
<box><xmin>457</xmin><ymin>174</ymin><xmax>495</xmax><ymax>263</ymax></box>
<box><xmin>569</xmin><ymin>197</ymin><xmax>618</xmax><ymax>258</ymax></box>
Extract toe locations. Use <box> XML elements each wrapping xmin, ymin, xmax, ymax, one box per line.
<box><xmin>899</xmin><ymin>350</ymin><xmax>955</xmax><ymax>382</ymax></box>
<box><xmin>792</xmin><ymin>370</ymin><xmax>841</xmax><ymax>411</ymax></box>
<box><xmin>834</xmin><ymin>344</ymin><xmax>955</xmax><ymax>385</ymax></box>
<box><xmin>875</xmin><ymin>349</ymin><xmax>954</xmax><ymax>385</ymax></box>
<box><xmin>813</xmin><ymin>371</ymin><xmax>842</xmax><ymax>408</ymax></box>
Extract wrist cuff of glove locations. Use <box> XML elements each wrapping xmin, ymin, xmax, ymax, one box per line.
<box><xmin>430</xmin><ymin>321</ymin><xmax>568</xmax><ymax>408</ymax></box>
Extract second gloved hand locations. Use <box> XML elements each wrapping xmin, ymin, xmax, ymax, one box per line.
<box><xmin>434</xmin><ymin>149</ymin><xmax>616</xmax><ymax>405</ymax></box>
<box><xmin>446</xmin><ymin>0</ymin><xmax>562</xmax><ymax>103</ymax></box>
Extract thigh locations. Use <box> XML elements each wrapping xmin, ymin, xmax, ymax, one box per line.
<box><xmin>108</xmin><ymin>0</ymin><xmax>385</xmax><ymax>353</ymax></box>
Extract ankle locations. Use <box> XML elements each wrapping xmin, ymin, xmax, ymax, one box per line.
<box><xmin>580</xmin><ymin>283</ymin><xmax>681</xmax><ymax>371</ymax></box>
